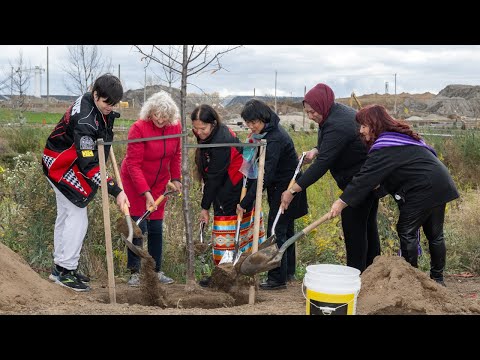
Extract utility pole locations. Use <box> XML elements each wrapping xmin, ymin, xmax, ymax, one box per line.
<box><xmin>253</xmin><ymin>88</ymin><xmax>255</xmax><ymax>98</ymax></box>
<box><xmin>303</xmin><ymin>85</ymin><xmax>306</xmax><ymax>130</ymax></box>
<box><xmin>274</xmin><ymin>70</ymin><xmax>277</xmax><ymax>113</ymax></box>
<box><xmin>144</xmin><ymin>66</ymin><xmax>147</xmax><ymax>103</ymax></box>
<box><xmin>10</xmin><ymin>66</ymin><xmax>13</xmax><ymax>97</ymax></box>
<box><xmin>118</xmin><ymin>64</ymin><xmax>120</xmax><ymax>80</ymax></box>
<box><xmin>394</xmin><ymin>73</ymin><xmax>397</xmax><ymax>115</ymax></box>
<box><xmin>47</xmin><ymin>47</ymin><xmax>49</xmax><ymax>102</ymax></box>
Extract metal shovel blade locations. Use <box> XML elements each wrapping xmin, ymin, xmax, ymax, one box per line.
<box><xmin>123</xmin><ymin>215</ymin><xmax>146</xmax><ymax>258</ymax></box>
<box><xmin>239</xmin><ymin>242</ymin><xmax>282</xmax><ymax>276</ymax></box>
<box><xmin>239</xmin><ymin>212</ymin><xmax>331</xmax><ymax>276</ymax></box>
<box><xmin>219</xmin><ymin>250</ymin><xmax>234</xmax><ymax>264</ymax></box>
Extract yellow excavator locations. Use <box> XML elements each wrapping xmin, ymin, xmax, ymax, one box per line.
<box><xmin>349</xmin><ymin>91</ymin><xmax>362</xmax><ymax>109</ymax></box>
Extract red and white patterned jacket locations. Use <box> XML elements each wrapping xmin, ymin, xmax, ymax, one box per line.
<box><xmin>42</xmin><ymin>92</ymin><xmax>122</xmax><ymax>208</ymax></box>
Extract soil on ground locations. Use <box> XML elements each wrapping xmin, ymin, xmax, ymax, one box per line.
<box><xmin>1</xmin><ymin>243</ymin><xmax>479</xmax><ymax>315</ymax></box>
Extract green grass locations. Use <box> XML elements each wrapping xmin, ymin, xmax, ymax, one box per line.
<box><xmin>0</xmin><ymin>108</ymin><xmax>136</xmax><ymax>127</ymax></box>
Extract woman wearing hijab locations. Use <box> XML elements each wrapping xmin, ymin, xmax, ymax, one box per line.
<box><xmin>281</xmin><ymin>83</ymin><xmax>380</xmax><ymax>273</ymax></box>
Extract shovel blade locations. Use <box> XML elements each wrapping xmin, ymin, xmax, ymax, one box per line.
<box><xmin>239</xmin><ymin>243</ymin><xmax>282</xmax><ymax>276</ymax></box>
<box><xmin>219</xmin><ymin>250</ymin><xmax>234</xmax><ymax>264</ymax></box>
<box><xmin>258</xmin><ymin>234</ymin><xmax>276</xmax><ymax>250</ymax></box>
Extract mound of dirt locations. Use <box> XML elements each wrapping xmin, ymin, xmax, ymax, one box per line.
<box><xmin>358</xmin><ymin>255</ymin><xmax>480</xmax><ymax>315</ymax></box>
<box><xmin>1</xmin><ymin>240</ymin><xmax>478</xmax><ymax>315</ymax></box>
<box><xmin>0</xmin><ymin>243</ymin><xmax>74</xmax><ymax>312</ymax></box>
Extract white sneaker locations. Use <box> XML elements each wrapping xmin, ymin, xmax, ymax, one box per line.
<box><xmin>127</xmin><ymin>273</ymin><xmax>140</xmax><ymax>287</ymax></box>
<box><xmin>157</xmin><ymin>271</ymin><xmax>174</xmax><ymax>284</ymax></box>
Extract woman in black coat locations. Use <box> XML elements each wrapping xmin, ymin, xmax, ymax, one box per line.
<box><xmin>238</xmin><ymin>99</ymin><xmax>308</xmax><ymax>290</ymax></box>
<box><xmin>330</xmin><ymin>104</ymin><xmax>459</xmax><ymax>286</ymax></box>
<box><xmin>281</xmin><ymin>83</ymin><xmax>379</xmax><ymax>273</ymax></box>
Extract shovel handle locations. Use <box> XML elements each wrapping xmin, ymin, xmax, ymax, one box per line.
<box><xmin>287</xmin><ymin>178</ymin><xmax>296</xmax><ymax>189</ymax></box>
<box><xmin>109</xmin><ymin>147</ymin><xmax>130</xmax><ymax>218</ymax></box>
<box><xmin>240</xmin><ymin>184</ymin><xmax>247</xmax><ymax>200</ymax></box>
<box><xmin>146</xmin><ymin>181</ymin><xmax>175</xmax><ymax>212</ymax></box>
<box><xmin>279</xmin><ymin>212</ymin><xmax>331</xmax><ymax>252</ymax></box>
<box><xmin>302</xmin><ymin>212</ymin><xmax>331</xmax><ymax>234</ymax></box>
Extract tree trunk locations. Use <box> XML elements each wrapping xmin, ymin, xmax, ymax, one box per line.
<box><xmin>180</xmin><ymin>45</ymin><xmax>195</xmax><ymax>289</ymax></box>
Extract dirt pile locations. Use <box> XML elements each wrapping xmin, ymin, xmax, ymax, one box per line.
<box><xmin>358</xmin><ymin>255</ymin><xmax>480</xmax><ymax>315</ymax></box>
<box><xmin>0</xmin><ymin>242</ymin><xmax>74</xmax><ymax>312</ymax></box>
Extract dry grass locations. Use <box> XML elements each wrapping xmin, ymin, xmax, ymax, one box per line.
<box><xmin>445</xmin><ymin>189</ymin><xmax>480</xmax><ymax>274</ymax></box>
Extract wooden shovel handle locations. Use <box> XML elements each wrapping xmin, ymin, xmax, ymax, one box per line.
<box><xmin>109</xmin><ymin>147</ymin><xmax>130</xmax><ymax>216</ymax></box>
<box><xmin>287</xmin><ymin>179</ymin><xmax>296</xmax><ymax>190</ymax></box>
<box><xmin>237</xmin><ymin>181</ymin><xmax>248</xmax><ymax>222</ymax></box>
<box><xmin>302</xmin><ymin>213</ymin><xmax>332</xmax><ymax>235</ymax></box>
<box><xmin>146</xmin><ymin>181</ymin><xmax>175</xmax><ymax>212</ymax></box>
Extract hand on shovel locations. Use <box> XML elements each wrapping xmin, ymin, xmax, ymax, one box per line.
<box><xmin>236</xmin><ymin>204</ymin><xmax>246</xmax><ymax>216</ymax></box>
<box><xmin>116</xmin><ymin>190</ymin><xmax>130</xmax><ymax>211</ymax></box>
<box><xmin>145</xmin><ymin>191</ymin><xmax>157</xmax><ymax>212</ymax></box>
<box><xmin>171</xmin><ymin>180</ymin><xmax>182</xmax><ymax>192</ymax></box>
<box><xmin>136</xmin><ymin>182</ymin><xmax>178</xmax><ymax>226</ymax></box>
<box><xmin>330</xmin><ymin>199</ymin><xmax>348</xmax><ymax>218</ymax></box>
<box><xmin>200</xmin><ymin>209</ymin><xmax>210</xmax><ymax>225</ymax></box>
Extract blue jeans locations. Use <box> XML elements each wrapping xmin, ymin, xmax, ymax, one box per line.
<box><xmin>127</xmin><ymin>217</ymin><xmax>164</xmax><ymax>273</ymax></box>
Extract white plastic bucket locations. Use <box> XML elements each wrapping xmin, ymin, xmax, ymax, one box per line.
<box><xmin>303</xmin><ymin>264</ymin><xmax>361</xmax><ymax>315</ymax></box>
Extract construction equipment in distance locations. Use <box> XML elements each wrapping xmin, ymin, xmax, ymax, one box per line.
<box><xmin>349</xmin><ymin>92</ymin><xmax>362</xmax><ymax>109</ymax></box>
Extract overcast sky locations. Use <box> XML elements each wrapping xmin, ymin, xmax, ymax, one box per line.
<box><xmin>2</xmin><ymin>45</ymin><xmax>480</xmax><ymax>99</ymax></box>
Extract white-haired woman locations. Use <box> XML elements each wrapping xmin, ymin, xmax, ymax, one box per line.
<box><xmin>120</xmin><ymin>91</ymin><xmax>182</xmax><ymax>286</ymax></box>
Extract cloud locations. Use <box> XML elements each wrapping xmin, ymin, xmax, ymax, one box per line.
<box><xmin>1</xmin><ymin>45</ymin><xmax>480</xmax><ymax>98</ymax></box>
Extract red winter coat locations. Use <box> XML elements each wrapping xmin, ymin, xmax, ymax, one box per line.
<box><xmin>120</xmin><ymin>119</ymin><xmax>182</xmax><ymax>220</ymax></box>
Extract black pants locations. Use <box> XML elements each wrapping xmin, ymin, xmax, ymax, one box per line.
<box><xmin>266</xmin><ymin>211</ymin><xmax>295</xmax><ymax>284</ymax></box>
<box><xmin>341</xmin><ymin>193</ymin><xmax>380</xmax><ymax>273</ymax></box>
<box><xmin>396</xmin><ymin>204</ymin><xmax>446</xmax><ymax>280</ymax></box>
<box><xmin>127</xmin><ymin>217</ymin><xmax>164</xmax><ymax>273</ymax></box>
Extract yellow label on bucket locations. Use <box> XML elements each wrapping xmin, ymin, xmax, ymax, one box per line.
<box><xmin>306</xmin><ymin>288</ymin><xmax>356</xmax><ymax>315</ymax></box>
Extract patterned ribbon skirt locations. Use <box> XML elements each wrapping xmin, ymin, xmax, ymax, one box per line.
<box><xmin>211</xmin><ymin>209</ymin><xmax>265</xmax><ymax>265</ymax></box>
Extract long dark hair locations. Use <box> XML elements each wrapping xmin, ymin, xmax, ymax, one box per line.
<box><xmin>356</xmin><ymin>104</ymin><xmax>421</xmax><ymax>147</ymax></box>
<box><xmin>191</xmin><ymin>104</ymin><xmax>222</xmax><ymax>181</ymax></box>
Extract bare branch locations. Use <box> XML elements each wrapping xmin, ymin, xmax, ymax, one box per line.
<box><xmin>187</xmin><ymin>45</ymin><xmax>242</xmax><ymax>76</ymax></box>
<box><xmin>62</xmin><ymin>45</ymin><xmax>110</xmax><ymax>96</ymax></box>
<box><xmin>9</xmin><ymin>50</ymin><xmax>32</xmax><ymax>111</ymax></box>
<box><xmin>130</xmin><ymin>44</ymin><xmax>242</xmax><ymax>286</ymax></box>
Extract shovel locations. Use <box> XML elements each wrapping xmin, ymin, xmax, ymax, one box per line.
<box><xmin>135</xmin><ymin>181</ymin><xmax>178</xmax><ymax>226</ymax></box>
<box><xmin>195</xmin><ymin>220</ymin><xmax>211</xmax><ymax>254</ymax></box>
<box><xmin>219</xmin><ymin>175</ymin><xmax>248</xmax><ymax>265</ymax></box>
<box><xmin>109</xmin><ymin>147</ymin><xmax>144</xmax><ymax>257</ymax></box>
<box><xmin>239</xmin><ymin>212</ymin><xmax>331</xmax><ymax>276</ymax></box>
<box><xmin>258</xmin><ymin>151</ymin><xmax>307</xmax><ymax>251</ymax></box>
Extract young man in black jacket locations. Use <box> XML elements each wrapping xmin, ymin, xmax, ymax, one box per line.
<box><xmin>42</xmin><ymin>73</ymin><xmax>129</xmax><ymax>291</ymax></box>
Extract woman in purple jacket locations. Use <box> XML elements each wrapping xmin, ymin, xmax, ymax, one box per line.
<box><xmin>330</xmin><ymin>104</ymin><xmax>459</xmax><ymax>286</ymax></box>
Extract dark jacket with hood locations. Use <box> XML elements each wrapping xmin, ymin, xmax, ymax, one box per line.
<box><xmin>240</xmin><ymin>113</ymin><xmax>308</xmax><ymax>219</ymax></box>
<box><xmin>196</xmin><ymin>123</ymin><xmax>244</xmax><ymax>215</ymax></box>
<box><xmin>295</xmin><ymin>84</ymin><xmax>368</xmax><ymax>191</ymax></box>
<box><xmin>42</xmin><ymin>92</ymin><xmax>122</xmax><ymax>208</ymax></box>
